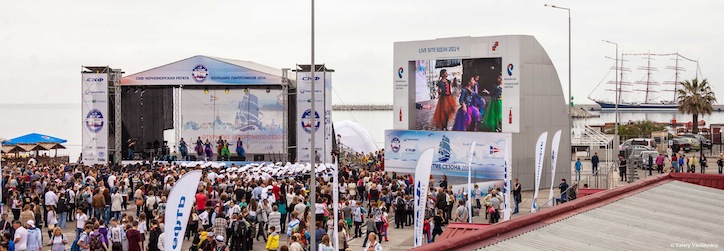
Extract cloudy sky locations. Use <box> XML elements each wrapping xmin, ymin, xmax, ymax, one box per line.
<box><xmin>1</xmin><ymin>0</ymin><xmax>722</xmax><ymax>106</ymax></box>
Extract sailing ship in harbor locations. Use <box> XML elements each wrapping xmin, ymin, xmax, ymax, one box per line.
<box><xmin>589</xmin><ymin>52</ymin><xmax>702</xmax><ymax>110</ymax></box>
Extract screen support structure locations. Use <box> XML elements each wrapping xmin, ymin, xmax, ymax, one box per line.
<box><xmin>282</xmin><ymin>68</ymin><xmax>290</xmax><ymax>162</ymax></box>
<box><xmin>112</xmin><ymin>69</ymin><xmax>123</xmax><ymax>164</ymax></box>
<box><xmin>174</xmin><ymin>86</ymin><xmax>181</xmax><ymax>159</ymax></box>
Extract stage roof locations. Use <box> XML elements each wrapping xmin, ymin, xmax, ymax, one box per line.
<box><xmin>120</xmin><ymin>55</ymin><xmax>284</xmax><ymax>86</ymax></box>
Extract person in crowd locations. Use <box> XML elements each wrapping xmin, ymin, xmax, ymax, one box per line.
<box><xmin>558</xmin><ymin>179</ymin><xmax>569</xmax><ymax>205</ymax></box>
<box><xmin>25</xmin><ymin>220</ymin><xmax>41</xmax><ymax>251</ymax></box>
<box><xmin>575</xmin><ymin>158</ymin><xmax>582</xmax><ymax>181</ymax></box>
<box><xmin>364</xmin><ymin>233</ymin><xmax>382</xmax><ymax>251</ymax></box>
<box><xmin>591</xmin><ymin>152</ymin><xmax>599</xmax><ymax>176</ymax></box>
<box><xmin>717</xmin><ymin>153</ymin><xmax>724</xmax><ymax>175</ymax></box>
<box><xmin>700</xmin><ymin>152</ymin><xmax>707</xmax><ymax>174</ymax></box>
<box><xmin>48</xmin><ymin>227</ymin><xmax>67</xmax><ymax>251</ymax></box>
<box><xmin>619</xmin><ymin>155</ymin><xmax>628</xmax><ymax>181</ymax></box>
<box><xmin>513</xmin><ymin>178</ymin><xmax>522</xmax><ymax>214</ymax></box>
<box><xmin>656</xmin><ymin>153</ymin><xmax>665</xmax><ymax>174</ymax></box>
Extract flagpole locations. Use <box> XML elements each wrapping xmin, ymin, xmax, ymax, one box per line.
<box><xmin>467</xmin><ymin>141</ymin><xmax>476</xmax><ymax>223</ymax></box>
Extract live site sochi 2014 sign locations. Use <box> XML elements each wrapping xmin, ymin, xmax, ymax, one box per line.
<box><xmin>81</xmin><ymin>73</ymin><xmax>109</xmax><ymax>166</ymax></box>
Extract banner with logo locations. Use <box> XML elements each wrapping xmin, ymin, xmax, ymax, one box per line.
<box><xmin>181</xmin><ymin>88</ymin><xmax>285</xmax><ymax>154</ymax></box>
<box><xmin>296</xmin><ymin>71</ymin><xmax>333</xmax><ymax>164</ymax></box>
<box><xmin>120</xmin><ymin>55</ymin><xmax>282</xmax><ymax>86</ymax></box>
<box><xmin>82</xmin><ymin>73</ymin><xmax>109</xmax><ymax>166</ymax></box>
<box><xmin>547</xmin><ymin>130</ymin><xmax>562</xmax><ymax>207</ymax></box>
<box><xmin>384</xmin><ymin>130</ymin><xmax>511</xmax><ymax>179</ymax></box>
<box><xmin>502</xmin><ymin>138</ymin><xmax>512</xmax><ymax>220</ymax></box>
<box><xmin>165</xmin><ymin>170</ymin><xmax>203</xmax><ymax>251</ymax></box>
<box><xmin>531</xmin><ymin>131</ymin><xmax>548</xmax><ymax>213</ymax></box>
<box><xmin>413</xmin><ymin>148</ymin><xmax>434</xmax><ymax>247</ymax></box>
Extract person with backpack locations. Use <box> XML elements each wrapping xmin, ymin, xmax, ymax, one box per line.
<box><xmin>49</xmin><ymin>227</ymin><xmax>68</xmax><ymax>251</ymax></box>
<box><xmin>394</xmin><ymin>192</ymin><xmax>406</xmax><ymax>229</ymax></box>
<box><xmin>77</xmin><ymin>224</ymin><xmax>93</xmax><ymax>251</ymax></box>
<box><xmin>352</xmin><ymin>201</ymin><xmax>366</xmax><ymax>238</ymax></box>
<box><xmin>89</xmin><ymin>223</ymin><xmax>109</xmax><ymax>251</ymax></box>
<box><xmin>147</xmin><ymin>220</ymin><xmax>161</xmax><ymax>251</ymax></box>
<box><xmin>144</xmin><ymin>191</ymin><xmax>159</xmax><ymax>230</ymax></box>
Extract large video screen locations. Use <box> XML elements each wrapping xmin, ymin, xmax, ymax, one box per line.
<box><xmin>181</xmin><ymin>88</ymin><xmax>285</xmax><ymax>154</ymax></box>
<box><xmin>415</xmin><ymin>58</ymin><xmax>503</xmax><ymax>132</ymax></box>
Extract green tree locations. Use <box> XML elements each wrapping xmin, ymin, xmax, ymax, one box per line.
<box><xmin>677</xmin><ymin>78</ymin><xmax>717</xmax><ymax>134</ymax></box>
<box><xmin>608</xmin><ymin>120</ymin><xmax>665</xmax><ymax>140</ymax></box>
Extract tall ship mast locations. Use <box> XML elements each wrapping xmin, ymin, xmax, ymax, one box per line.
<box><xmin>589</xmin><ymin>52</ymin><xmax>700</xmax><ymax>110</ymax></box>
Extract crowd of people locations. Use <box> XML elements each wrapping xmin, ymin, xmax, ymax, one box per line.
<box><xmin>0</xmin><ymin>148</ymin><xmax>514</xmax><ymax>251</ymax></box>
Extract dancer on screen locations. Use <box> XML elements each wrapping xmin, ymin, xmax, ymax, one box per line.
<box><xmin>432</xmin><ymin>69</ymin><xmax>456</xmax><ymax>130</ymax></box>
<box><xmin>452</xmin><ymin>78</ymin><xmax>482</xmax><ymax>131</ymax></box>
<box><xmin>481</xmin><ymin>73</ymin><xmax>503</xmax><ymax>132</ymax></box>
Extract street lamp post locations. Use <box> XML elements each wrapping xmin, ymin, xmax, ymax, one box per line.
<box><xmin>309</xmin><ymin>0</ymin><xmax>317</xmax><ymax>250</ymax></box>
<box><xmin>602</xmin><ymin>40</ymin><xmax>619</xmax><ymax>180</ymax></box>
<box><xmin>544</xmin><ymin>4</ymin><xmax>572</xmax><ymax>163</ymax></box>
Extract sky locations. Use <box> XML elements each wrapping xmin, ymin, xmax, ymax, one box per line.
<box><xmin>1</xmin><ymin>0</ymin><xmax>723</xmax><ymax>106</ymax></box>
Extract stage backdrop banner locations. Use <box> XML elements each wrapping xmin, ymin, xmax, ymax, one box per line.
<box><xmin>413</xmin><ymin>148</ymin><xmax>434</xmax><ymax>247</ymax></box>
<box><xmin>547</xmin><ymin>130</ymin><xmax>562</xmax><ymax>207</ymax></box>
<box><xmin>181</xmin><ymin>88</ymin><xmax>285</xmax><ymax>154</ymax></box>
<box><xmin>531</xmin><ymin>131</ymin><xmax>548</xmax><ymax>213</ymax></box>
<box><xmin>296</xmin><ymin>71</ymin><xmax>333</xmax><ymax>163</ymax></box>
<box><xmin>384</xmin><ymin>130</ymin><xmax>511</xmax><ymax>179</ymax></box>
<box><xmin>165</xmin><ymin>170</ymin><xmax>203</xmax><ymax>251</ymax></box>
<box><xmin>81</xmin><ymin>73</ymin><xmax>109</xmax><ymax>166</ymax></box>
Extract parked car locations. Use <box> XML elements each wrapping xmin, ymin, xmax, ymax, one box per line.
<box><xmin>636</xmin><ymin>151</ymin><xmax>660</xmax><ymax>169</ymax></box>
<box><xmin>620</xmin><ymin>138</ymin><xmax>657</xmax><ymax>151</ymax></box>
<box><xmin>677</xmin><ymin>137</ymin><xmax>701</xmax><ymax>151</ymax></box>
<box><xmin>671</xmin><ymin>138</ymin><xmax>692</xmax><ymax>153</ymax></box>
<box><xmin>680</xmin><ymin>134</ymin><xmax>712</xmax><ymax>149</ymax></box>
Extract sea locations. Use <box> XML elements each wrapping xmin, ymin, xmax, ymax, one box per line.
<box><xmin>4</xmin><ymin>103</ymin><xmax>724</xmax><ymax>161</ymax></box>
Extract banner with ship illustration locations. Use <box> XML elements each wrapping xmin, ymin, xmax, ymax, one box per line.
<box><xmin>385</xmin><ymin>130</ymin><xmax>511</xmax><ymax>179</ymax></box>
<box><xmin>181</xmin><ymin>88</ymin><xmax>285</xmax><ymax>154</ymax></box>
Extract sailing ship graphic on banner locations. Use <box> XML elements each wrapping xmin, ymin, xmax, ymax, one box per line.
<box><xmin>385</xmin><ymin>130</ymin><xmax>511</xmax><ymax>179</ymax></box>
<box><xmin>182</xmin><ymin>89</ymin><xmax>284</xmax><ymax>153</ymax></box>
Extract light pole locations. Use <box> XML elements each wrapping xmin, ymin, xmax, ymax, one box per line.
<box><xmin>544</xmin><ymin>4</ymin><xmax>572</xmax><ymax>162</ymax></box>
<box><xmin>602</xmin><ymin>40</ymin><xmax>619</xmax><ymax>177</ymax></box>
<box><xmin>309</xmin><ymin>0</ymin><xmax>317</xmax><ymax>250</ymax></box>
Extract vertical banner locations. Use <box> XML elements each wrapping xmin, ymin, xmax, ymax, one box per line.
<box><xmin>547</xmin><ymin>130</ymin><xmax>562</xmax><ymax>206</ymax></box>
<box><xmin>413</xmin><ymin>148</ymin><xmax>434</xmax><ymax>247</ymax></box>
<box><xmin>296</xmin><ymin>71</ymin><xmax>333</xmax><ymax>163</ymax></box>
<box><xmin>502</xmin><ymin>138</ymin><xmax>512</xmax><ymax>220</ymax></box>
<box><xmin>467</xmin><ymin>141</ymin><xmax>476</xmax><ymax>223</ymax></box>
<box><xmin>165</xmin><ymin>170</ymin><xmax>203</xmax><ymax>251</ymax></box>
<box><xmin>81</xmin><ymin>73</ymin><xmax>109</xmax><ymax>166</ymax></box>
<box><xmin>531</xmin><ymin>132</ymin><xmax>548</xmax><ymax>213</ymax></box>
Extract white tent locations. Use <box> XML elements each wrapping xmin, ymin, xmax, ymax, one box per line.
<box><xmin>335</xmin><ymin>120</ymin><xmax>378</xmax><ymax>153</ymax></box>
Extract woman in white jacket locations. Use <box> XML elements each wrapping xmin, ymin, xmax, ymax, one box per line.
<box><xmin>111</xmin><ymin>189</ymin><xmax>124</xmax><ymax>221</ymax></box>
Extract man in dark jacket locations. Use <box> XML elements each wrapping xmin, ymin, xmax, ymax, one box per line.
<box><xmin>435</xmin><ymin>187</ymin><xmax>448</xmax><ymax>224</ymax></box>
<box><xmin>591</xmin><ymin>153</ymin><xmax>600</xmax><ymax>176</ymax></box>
<box><xmin>558</xmin><ymin>179</ymin><xmax>569</xmax><ymax>204</ymax></box>
<box><xmin>513</xmin><ymin>179</ymin><xmax>522</xmax><ymax>214</ymax></box>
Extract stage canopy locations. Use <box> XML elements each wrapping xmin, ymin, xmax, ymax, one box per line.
<box><xmin>2</xmin><ymin>133</ymin><xmax>68</xmax><ymax>153</ymax></box>
<box><xmin>4</xmin><ymin>133</ymin><xmax>67</xmax><ymax>145</ymax></box>
<box><xmin>120</xmin><ymin>55</ymin><xmax>283</xmax><ymax>86</ymax></box>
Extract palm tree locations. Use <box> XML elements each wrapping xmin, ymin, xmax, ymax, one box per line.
<box><xmin>677</xmin><ymin>78</ymin><xmax>717</xmax><ymax>134</ymax></box>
